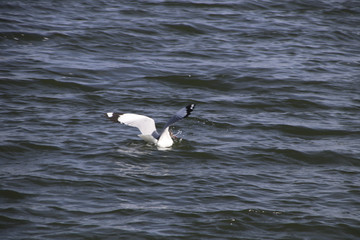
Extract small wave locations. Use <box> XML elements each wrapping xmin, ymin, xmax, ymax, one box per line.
<box><xmin>195</xmin><ymin>117</ymin><xmax>236</xmax><ymax>129</ymax></box>
<box><xmin>0</xmin><ymin>31</ymin><xmax>48</xmax><ymax>42</ymax></box>
<box><xmin>0</xmin><ymin>78</ymin><xmax>99</xmax><ymax>93</ymax></box>
<box><xmin>274</xmin><ymin>124</ymin><xmax>358</xmax><ymax>137</ymax></box>
<box><xmin>0</xmin><ymin>189</ymin><xmax>29</xmax><ymax>200</ymax></box>
<box><xmin>247</xmin><ymin>123</ymin><xmax>359</xmax><ymax>137</ymax></box>
<box><xmin>146</xmin><ymin>75</ymin><xmax>234</xmax><ymax>91</ymax></box>
<box><xmin>162</xmin><ymin>23</ymin><xmax>206</xmax><ymax>35</ymax></box>
<box><xmin>0</xmin><ymin>214</ymin><xmax>31</xmax><ymax>228</ymax></box>
<box><xmin>36</xmin><ymin>78</ymin><xmax>99</xmax><ymax>92</ymax></box>
<box><xmin>20</xmin><ymin>141</ymin><xmax>61</xmax><ymax>151</ymax></box>
<box><xmin>116</xmin><ymin>143</ymin><xmax>155</xmax><ymax>158</ymax></box>
<box><xmin>254</xmin><ymin>147</ymin><xmax>359</xmax><ymax>165</ymax></box>
<box><xmin>283</xmin><ymin>98</ymin><xmax>330</xmax><ymax>110</ymax></box>
<box><xmin>173</xmin><ymin>208</ymin><xmax>284</xmax><ymax>222</ymax></box>
<box><xmin>0</xmin><ymin>144</ymin><xmax>29</xmax><ymax>155</ymax></box>
<box><xmin>0</xmin><ymin>142</ymin><xmax>61</xmax><ymax>160</ymax></box>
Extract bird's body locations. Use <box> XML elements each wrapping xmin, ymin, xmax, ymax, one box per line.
<box><xmin>105</xmin><ymin>104</ymin><xmax>195</xmax><ymax>148</ymax></box>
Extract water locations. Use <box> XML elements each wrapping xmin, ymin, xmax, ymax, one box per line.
<box><xmin>1</xmin><ymin>0</ymin><xmax>360</xmax><ymax>239</ymax></box>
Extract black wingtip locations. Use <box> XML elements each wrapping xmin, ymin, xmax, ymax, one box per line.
<box><xmin>185</xmin><ymin>104</ymin><xmax>196</xmax><ymax>118</ymax></box>
<box><xmin>105</xmin><ymin>112</ymin><xmax>121</xmax><ymax>123</ymax></box>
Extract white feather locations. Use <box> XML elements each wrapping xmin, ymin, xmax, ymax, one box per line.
<box><xmin>157</xmin><ymin>127</ymin><xmax>173</xmax><ymax>148</ymax></box>
<box><xmin>117</xmin><ymin>113</ymin><xmax>157</xmax><ymax>136</ymax></box>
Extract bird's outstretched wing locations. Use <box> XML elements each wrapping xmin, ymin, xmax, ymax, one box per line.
<box><xmin>105</xmin><ymin>113</ymin><xmax>158</xmax><ymax>136</ymax></box>
<box><xmin>159</xmin><ymin>104</ymin><xmax>196</xmax><ymax>134</ymax></box>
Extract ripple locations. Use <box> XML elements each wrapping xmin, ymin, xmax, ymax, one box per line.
<box><xmin>146</xmin><ymin>75</ymin><xmax>235</xmax><ymax>91</ymax></box>
<box><xmin>0</xmin><ymin>31</ymin><xmax>47</xmax><ymax>42</ymax></box>
<box><xmin>162</xmin><ymin>23</ymin><xmax>206</xmax><ymax>35</ymax></box>
<box><xmin>0</xmin><ymin>189</ymin><xmax>29</xmax><ymax>200</ymax></box>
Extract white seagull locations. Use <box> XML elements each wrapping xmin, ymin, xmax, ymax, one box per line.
<box><xmin>105</xmin><ymin>104</ymin><xmax>196</xmax><ymax>148</ymax></box>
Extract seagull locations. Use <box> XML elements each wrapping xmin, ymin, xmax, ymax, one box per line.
<box><xmin>105</xmin><ymin>104</ymin><xmax>196</xmax><ymax>148</ymax></box>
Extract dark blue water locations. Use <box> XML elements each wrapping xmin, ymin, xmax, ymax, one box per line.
<box><xmin>1</xmin><ymin>1</ymin><xmax>360</xmax><ymax>239</ymax></box>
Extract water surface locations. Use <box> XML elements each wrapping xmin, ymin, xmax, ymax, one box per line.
<box><xmin>1</xmin><ymin>1</ymin><xmax>360</xmax><ymax>239</ymax></box>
